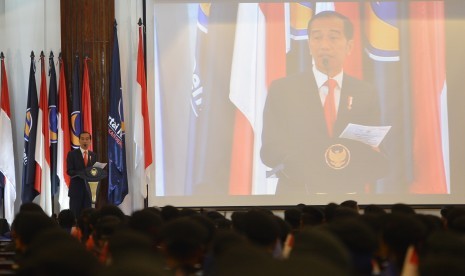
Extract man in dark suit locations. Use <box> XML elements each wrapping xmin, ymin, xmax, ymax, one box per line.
<box><xmin>67</xmin><ymin>131</ymin><xmax>96</xmax><ymax>217</ymax></box>
<box><xmin>261</xmin><ymin>11</ymin><xmax>387</xmax><ymax>194</ymax></box>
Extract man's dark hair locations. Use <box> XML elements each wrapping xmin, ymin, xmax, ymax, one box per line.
<box><xmin>307</xmin><ymin>10</ymin><xmax>354</xmax><ymax>40</ymax></box>
<box><xmin>79</xmin><ymin>131</ymin><xmax>92</xmax><ymax>140</ymax></box>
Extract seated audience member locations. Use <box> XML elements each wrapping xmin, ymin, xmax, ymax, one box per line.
<box><xmin>284</xmin><ymin>208</ymin><xmax>302</xmax><ymax>232</ymax></box>
<box><xmin>325</xmin><ymin>217</ymin><xmax>378</xmax><ymax>275</ymax></box>
<box><xmin>57</xmin><ymin>209</ymin><xmax>76</xmax><ymax>234</ymax></box>
<box><xmin>0</xmin><ymin>218</ymin><xmax>11</xmax><ymax>241</ymax></box>
<box><xmin>158</xmin><ymin>217</ymin><xmax>209</xmax><ymax>275</ymax></box>
<box><xmin>242</xmin><ymin>210</ymin><xmax>281</xmax><ymax>255</ymax></box>
<box><xmin>128</xmin><ymin>208</ymin><xmax>163</xmax><ymax>248</ymax></box>
<box><xmin>390</xmin><ymin>203</ymin><xmax>416</xmax><ymax>215</ymax></box>
<box><xmin>419</xmin><ymin>231</ymin><xmax>465</xmax><ymax>276</ymax></box>
<box><xmin>340</xmin><ymin>200</ymin><xmax>359</xmax><ymax>212</ymax></box>
<box><xmin>290</xmin><ymin>228</ymin><xmax>351</xmax><ymax>272</ymax></box>
<box><xmin>16</xmin><ymin>228</ymin><xmax>101</xmax><ymax>276</ymax></box>
<box><xmin>11</xmin><ymin>212</ymin><xmax>58</xmax><ymax>255</ymax></box>
<box><xmin>161</xmin><ymin>205</ymin><xmax>181</xmax><ymax>222</ymax></box>
<box><xmin>379</xmin><ymin>213</ymin><xmax>426</xmax><ymax>275</ymax></box>
<box><xmin>301</xmin><ymin>206</ymin><xmax>325</xmax><ymax>227</ymax></box>
<box><xmin>106</xmin><ymin>229</ymin><xmax>159</xmax><ymax>265</ymax></box>
<box><xmin>18</xmin><ymin>203</ymin><xmax>45</xmax><ymax>214</ymax></box>
<box><xmin>363</xmin><ymin>204</ymin><xmax>386</xmax><ymax>216</ymax></box>
<box><xmin>210</xmin><ymin>242</ymin><xmax>279</xmax><ymax>276</ymax></box>
<box><xmin>324</xmin><ymin>202</ymin><xmax>339</xmax><ymax>222</ymax></box>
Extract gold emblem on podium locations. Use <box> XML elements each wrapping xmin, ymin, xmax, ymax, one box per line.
<box><xmin>325</xmin><ymin>144</ymin><xmax>350</xmax><ymax>170</ymax></box>
<box><xmin>90</xmin><ymin>168</ymin><xmax>98</xmax><ymax>177</ymax></box>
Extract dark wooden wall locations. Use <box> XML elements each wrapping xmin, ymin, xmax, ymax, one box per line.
<box><xmin>60</xmin><ymin>0</ymin><xmax>114</xmax><ymax>207</ymax></box>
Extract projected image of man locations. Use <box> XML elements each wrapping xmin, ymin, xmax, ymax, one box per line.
<box><xmin>261</xmin><ymin>10</ymin><xmax>387</xmax><ymax>194</ymax></box>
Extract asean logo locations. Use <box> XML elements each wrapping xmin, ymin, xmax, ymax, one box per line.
<box><xmin>325</xmin><ymin>144</ymin><xmax>350</xmax><ymax>170</ymax></box>
<box><xmin>24</xmin><ymin>110</ymin><xmax>33</xmax><ymax>141</ymax></box>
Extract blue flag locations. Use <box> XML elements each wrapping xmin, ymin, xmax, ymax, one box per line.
<box><xmin>49</xmin><ymin>52</ymin><xmax>59</xmax><ymax>196</ymax></box>
<box><xmin>71</xmin><ymin>55</ymin><xmax>81</xmax><ymax>149</ymax></box>
<box><xmin>21</xmin><ymin>53</ymin><xmax>39</xmax><ymax>202</ymax></box>
<box><xmin>184</xmin><ymin>3</ymin><xmax>238</xmax><ymax>195</ymax></box>
<box><xmin>108</xmin><ymin>21</ymin><xmax>128</xmax><ymax>205</ymax></box>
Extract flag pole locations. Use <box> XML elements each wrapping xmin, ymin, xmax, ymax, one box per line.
<box><xmin>0</xmin><ymin>52</ymin><xmax>4</xmax><ymax>220</ymax></box>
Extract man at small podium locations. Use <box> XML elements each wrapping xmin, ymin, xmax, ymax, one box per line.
<box><xmin>66</xmin><ymin>131</ymin><xmax>97</xmax><ymax>218</ymax></box>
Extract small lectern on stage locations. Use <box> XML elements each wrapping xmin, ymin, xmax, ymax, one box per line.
<box><xmin>77</xmin><ymin>166</ymin><xmax>108</xmax><ymax>207</ymax></box>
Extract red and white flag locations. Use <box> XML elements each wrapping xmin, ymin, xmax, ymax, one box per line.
<box><xmin>35</xmin><ymin>53</ymin><xmax>52</xmax><ymax>215</ymax></box>
<box><xmin>229</xmin><ymin>3</ymin><xmax>286</xmax><ymax>195</ymax></box>
<box><xmin>81</xmin><ymin>57</ymin><xmax>93</xmax><ymax>151</ymax></box>
<box><xmin>0</xmin><ymin>55</ymin><xmax>16</xmax><ymax>225</ymax></box>
<box><xmin>134</xmin><ymin>25</ymin><xmax>153</xmax><ymax>198</ymax></box>
<box><xmin>57</xmin><ymin>57</ymin><xmax>71</xmax><ymax>210</ymax></box>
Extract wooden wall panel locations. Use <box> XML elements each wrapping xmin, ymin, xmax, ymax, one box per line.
<box><xmin>60</xmin><ymin>0</ymin><xmax>114</xmax><ymax>208</ymax></box>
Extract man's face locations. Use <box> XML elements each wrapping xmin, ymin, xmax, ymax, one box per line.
<box><xmin>308</xmin><ymin>16</ymin><xmax>353</xmax><ymax>77</ymax></box>
<box><xmin>79</xmin><ymin>133</ymin><xmax>91</xmax><ymax>150</ymax></box>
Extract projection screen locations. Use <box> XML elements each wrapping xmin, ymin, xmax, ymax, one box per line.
<box><xmin>148</xmin><ymin>0</ymin><xmax>465</xmax><ymax>207</ymax></box>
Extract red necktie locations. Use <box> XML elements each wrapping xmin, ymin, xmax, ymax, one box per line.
<box><xmin>323</xmin><ymin>79</ymin><xmax>337</xmax><ymax>138</ymax></box>
<box><xmin>84</xmin><ymin>150</ymin><xmax>88</xmax><ymax>166</ymax></box>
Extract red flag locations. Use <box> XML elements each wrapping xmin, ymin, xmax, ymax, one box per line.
<box><xmin>57</xmin><ymin>56</ymin><xmax>72</xmax><ymax>210</ymax></box>
<box><xmin>0</xmin><ymin>54</ymin><xmax>16</xmax><ymax>225</ymax></box>
<box><xmin>134</xmin><ymin>24</ymin><xmax>153</xmax><ymax>198</ymax></box>
<box><xmin>35</xmin><ymin>52</ymin><xmax>52</xmax><ymax>215</ymax></box>
<box><xmin>82</xmin><ymin>57</ymin><xmax>93</xmax><ymax>151</ymax></box>
<box><xmin>410</xmin><ymin>2</ymin><xmax>447</xmax><ymax>193</ymax></box>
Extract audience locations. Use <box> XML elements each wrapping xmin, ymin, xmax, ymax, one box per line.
<box><xmin>1</xmin><ymin>201</ymin><xmax>462</xmax><ymax>275</ymax></box>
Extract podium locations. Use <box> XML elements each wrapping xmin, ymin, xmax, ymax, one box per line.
<box><xmin>77</xmin><ymin>167</ymin><xmax>107</xmax><ymax>207</ymax></box>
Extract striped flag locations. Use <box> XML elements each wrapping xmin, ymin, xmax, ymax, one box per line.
<box><xmin>0</xmin><ymin>54</ymin><xmax>16</xmax><ymax>225</ymax></box>
<box><xmin>108</xmin><ymin>21</ymin><xmax>128</xmax><ymax>205</ymax></box>
<box><xmin>35</xmin><ymin>52</ymin><xmax>52</xmax><ymax>215</ymax></box>
<box><xmin>57</xmin><ymin>55</ymin><xmax>71</xmax><ymax>210</ymax></box>
<box><xmin>21</xmin><ymin>52</ymin><xmax>39</xmax><ymax>203</ymax></box>
<box><xmin>134</xmin><ymin>22</ymin><xmax>153</xmax><ymax>199</ymax></box>
<box><xmin>81</xmin><ymin>57</ymin><xmax>93</xmax><ymax>151</ymax></box>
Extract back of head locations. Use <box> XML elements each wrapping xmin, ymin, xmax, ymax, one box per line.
<box><xmin>129</xmin><ymin>209</ymin><xmax>163</xmax><ymax>242</ymax></box>
<box><xmin>284</xmin><ymin>208</ymin><xmax>302</xmax><ymax>230</ymax></box>
<box><xmin>301</xmin><ymin>206</ymin><xmax>324</xmax><ymax>227</ymax></box>
<box><xmin>364</xmin><ymin>204</ymin><xmax>386</xmax><ymax>216</ymax></box>
<box><xmin>161</xmin><ymin>205</ymin><xmax>180</xmax><ymax>222</ymax></box>
<box><xmin>391</xmin><ymin>203</ymin><xmax>416</xmax><ymax>215</ymax></box>
<box><xmin>291</xmin><ymin>228</ymin><xmax>350</xmax><ymax>269</ymax></box>
<box><xmin>17</xmin><ymin>228</ymin><xmax>101</xmax><ymax>276</ymax></box>
<box><xmin>243</xmin><ymin>210</ymin><xmax>280</xmax><ymax>249</ymax></box>
<box><xmin>340</xmin><ymin>200</ymin><xmax>358</xmax><ymax>211</ymax></box>
<box><xmin>12</xmin><ymin>212</ymin><xmax>58</xmax><ymax>252</ymax></box>
<box><xmin>19</xmin><ymin>202</ymin><xmax>45</xmax><ymax>214</ymax></box>
<box><xmin>58</xmin><ymin>209</ymin><xmax>76</xmax><ymax>229</ymax></box>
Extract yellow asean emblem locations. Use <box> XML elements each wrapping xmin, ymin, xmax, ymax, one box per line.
<box><xmin>90</xmin><ymin>168</ymin><xmax>98</xmax><ymax>177</ymax></box>
<box><xmin>325</xmin><ymin>144</ymin><xmax>350</xmax><ymax>170</ymax></box>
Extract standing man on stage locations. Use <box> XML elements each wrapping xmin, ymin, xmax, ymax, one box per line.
<box><xmin>67</xmin><ymin>131</ymin><xmax>96</xmax><ymax>217</ymax></box>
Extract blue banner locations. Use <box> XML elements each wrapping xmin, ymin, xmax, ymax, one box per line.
<box><xmin>21</xmin><ymin>53</ymin><xmax>39</xmax><ymax>202</ymax></box>
<box><xmin>108</xmin><ymin>21</ymin><xmax>128</xmax><ymax>205</ymax></box>
<box><xmin>49</xmin><ymin>52</ymin><xmax>59</xmax><ymax>196</ymax></box>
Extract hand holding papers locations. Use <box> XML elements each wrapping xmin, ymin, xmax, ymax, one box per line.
<box><xmin>339</xmin><ymin>123</ymin><xmax>391</xmax><ymax>147</ymax></box>
<box><xmin>93</xmin><ymin>162</ymin><xmax>107</xmax><ymax>169</ymax></box>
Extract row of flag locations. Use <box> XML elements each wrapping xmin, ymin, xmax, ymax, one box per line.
<box><xmin>0</xmin><ymin>20</ymin><xmax>152</xmax><ymax>224</ymax></box>
<box><xmin>183</xmin><ymin>1</ymin><xmax>448</xmax><ymax>195</ymax></box>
